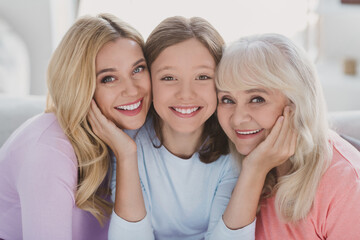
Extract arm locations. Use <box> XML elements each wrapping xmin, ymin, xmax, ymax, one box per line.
<box><xmin>18</xmin><ymin>142</ymin><xmax>78</xmax><ymax>239</ymax></box>
<box><xmin>88</xmin><ymin>100</ymin><xmax>154</xmax><ymax>239</ymax></box>
<box><xmin>326</xmin><ymin>182</ymin><xmax>360</xmax><ymax>239</ymax></box>
<box><xmin>223</xmin><ymin>106</ymin><xmax>297</xmax><ymax>229</ymax></box>
<box><xmin>205</xmin><ymin>159</ymin><xmax>255</xmax><ymax>240</ymax></box>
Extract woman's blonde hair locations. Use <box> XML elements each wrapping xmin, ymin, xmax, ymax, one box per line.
<box><xmin>145</xmin><ymin>16</ymin><xmax>229</xmax><ymax>163</ymax></box>
<box><xmin>216</xmin><ymin>33</ymin><xmax>333</xmax><ymax>222</ymax></box>
<box><xmin>46</xmin><ymin>13</ymin><xmax>144</xmax><ymax>224</ymax></box>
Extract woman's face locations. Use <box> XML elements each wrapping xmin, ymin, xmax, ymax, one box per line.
<box><xmin>217</xmin><ymin>87</ymin><xmax>288</xmax><ymax>155</ymax></box>
<box><xmin>94</xmin><ymin>38</ymin><xmax>151</xmax><ymax>130</ymax></box>
<box><xmin>150</xmin><ymin>38</ymin><xmax>217</xmax><ymax>136</ymax></box>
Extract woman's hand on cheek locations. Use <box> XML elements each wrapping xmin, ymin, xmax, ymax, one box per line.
<box><xmin>88</xmin><ymin>99</ymin><xmax>137</xmax><ymax>159</ymax></box>
<box><xmin>242</xmin><ymin>106</ymin><xmax>297</xmax><ymax>175</ymax></box>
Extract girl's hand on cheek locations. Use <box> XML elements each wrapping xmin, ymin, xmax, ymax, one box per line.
<box><xmin>88</xmin><ymin>99</ymin><xmax>137</xmax><ymax>159</ymax></box>
<box><xmin>242</xmin><ymin>106</ymin><xmax>297</xmax><ymax>175</ymax></box>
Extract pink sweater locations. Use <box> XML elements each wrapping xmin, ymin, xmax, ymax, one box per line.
<box><xmin>0</xmin><ymin>113</ymin><xmax>109</xmax><ymax>240</ymax></box>
<box><xmin>256</xmin><ymin>132</ymin><xmax>360</xmax><ymax>239</ymax></box>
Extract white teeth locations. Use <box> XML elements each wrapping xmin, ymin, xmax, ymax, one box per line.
<box><xmin>236</xmin><ymin>129</ymin><xmax>262</xmax><ymax>135</ymax></box>
<box><xmin>116</xmin><ymin>100</ymin><xmax>141</xmax><ymax>111</ymax></box>
<box><xmin>174</xmin><ymin>107</ymin><xmax>199</xmax><ymax>114</ymax></box>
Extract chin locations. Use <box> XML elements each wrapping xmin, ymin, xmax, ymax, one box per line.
<box><xmin>115</xmin><ymin>118</ymin><xmax>146</xmax><ymax>130</ymax></box>
<box><xmin>235</xmin><ymin>144</ymin><xmax>255</xmax><ymax>156</ymax></box>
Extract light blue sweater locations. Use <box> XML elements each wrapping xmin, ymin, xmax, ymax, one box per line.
<box><xmin>108</xmin><ymin>119</ymin><xmax>255</xmax><ymax>239</ymax></box>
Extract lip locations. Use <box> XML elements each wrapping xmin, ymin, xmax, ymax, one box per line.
<box><xmin>235</xmin><ymin>128</ymin><xmax>264</xmax><ymax>139</ymax></box>
<box><xmin>169</xmin><ymin>106</ymin><xmax>202</xmax><ymax>118</ymax></box>
<box><xmin>114</xmin><ymin>98</ymin><xmax>144</xmax><ymax>116</ymax></box>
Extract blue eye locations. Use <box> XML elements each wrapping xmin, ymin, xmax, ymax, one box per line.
<box><xmin>160</xmin><ymin>76</ymin><xmax>175</xmax><ymax>81</ymax></box>
<box><xmin>250</xmin><ymin>97</ymin><xmax>265</xmax><ymax>103</ymax></box>
<box><xmin>221</xmin><ymin>96</ymin><xmax>234</xmax><ymax>104</ymax></box>
<box><xmin>197</xmin><ymin>75</ymin><xmax>211</xmax><ymax>80</ymax></box>
<box><xmin>133</xmin><ymin>65</ymin><xmax>145</xmax><ymax>74</ymax></box>
<box><xmin>101</xmin><ymin>76</ymin><xmax>115</xmax><ymax>83</ymax></box>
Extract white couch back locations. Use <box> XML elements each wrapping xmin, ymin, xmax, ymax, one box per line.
<box><xmin>0</xmin><ymin>94</ymin><xmax>46</xmax><ymax>146</ymax></box>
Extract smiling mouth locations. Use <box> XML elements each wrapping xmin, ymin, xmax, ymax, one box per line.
<box><xmin>236</xmin><ymin>129</ymin><xmax>263</xmax><ymax>135</ymax></box>
<box><xmin>115</xmin><ymin>99</ymin><xmax>142</xmax><ymax>111</ymax></box>
<box><xmin>172</xmin><ymin>107</ymin><xmax>200</xmax><ymax>114</ymax></box>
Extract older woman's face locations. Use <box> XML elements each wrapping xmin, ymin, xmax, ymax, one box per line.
<box><xmin>217</xmin><ymin>87</ymin><xmax>288</xmax><ymax>155</ymax></box>
<box><xmin>94</xmin><ymin>38</ymin><xmax>151</xmax><ymax>130</ymax></box>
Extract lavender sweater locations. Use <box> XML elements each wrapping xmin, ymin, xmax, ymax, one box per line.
<box><xmin>0</xmin><ymin>113</ymin><xmax>109</xmax><ymax>240</ymax></box>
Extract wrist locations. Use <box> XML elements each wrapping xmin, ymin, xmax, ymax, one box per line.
<box><xmin>241</xmin><ymin>160</ymin><xmax>271</xmax><ymax>178</ymax></box>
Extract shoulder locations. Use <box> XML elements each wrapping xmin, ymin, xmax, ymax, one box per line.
<box><xmin>317</xmin><ymin>131</ymin><xmax>360</xmax><ymax>201</ymax></box>
<box><xmin>204</xmin><ymin>153</ymin><xmax>240</xmax><ymax>180</ymax></box>
<box><xmin>134</xmin><ymin>117</ymin><xmax>158</xmax><ymax>147</ymax></box>
<box><xmin>1</xmin><ymin>113</ymin><xmax>77</xmax><ymax>179</ymax></box>
<box><xmin>3</xmin><ymin>113</ymin><xmax>70</xmax><ymax>149</ymax></box>
<box><xmin>326</xmin><ymin>131</ymin><xmax>360</xmax><ymax>180</ymax></box>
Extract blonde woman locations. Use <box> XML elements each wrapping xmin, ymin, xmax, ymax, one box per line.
<box><xmin>0</xmin><ymin>13</ymin><xmax>151</xmax><ymax>239</ymax></box>
<box><xmin>216</xmin><ymin>33</ymin><xmax>360</xmax><ymax>239</ymax></box>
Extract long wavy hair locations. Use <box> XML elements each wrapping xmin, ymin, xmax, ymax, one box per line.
<box><xmin>216</xmin><ymin>33</ymin><xmax>333</xmax><ymax>222</ymax></box>
<box><xmin>45</xmin><ymin>13</ymin><xmax>144</xmax><ymax>224</ymax></box>
<box><xmin>144</xmin><ymin>16</ymin><xmax>229</xmax><ymax>163</ymax></box>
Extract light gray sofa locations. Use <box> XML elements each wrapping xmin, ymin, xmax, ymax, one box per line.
<box><xmin>0</xmin><ymin>94</ymin><xmax>46</xmax><ymax>146</ymax></box>
<box><xmin>0</xmin><ymin>94</ymin><xmax>360</xmax><ymax>151</ymax></box>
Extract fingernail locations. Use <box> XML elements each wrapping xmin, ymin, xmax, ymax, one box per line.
<box><xmin>279</xmin><ymin>116</ymin><xmax>284</xmax><ymax>122</ymax></box>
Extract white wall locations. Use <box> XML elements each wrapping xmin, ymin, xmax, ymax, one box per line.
<box><xmin>0</xmin><ymin>0</ymin><xmax>52</xmax><ymax>95</ymax></box>
<box><xmin>316</xmin><ymin>0</ymin><xmax>360</xmax><ymax>111</ymax></box>
<box><xmin>0</xmin><ymin>0</ymin><xmax>77</xmax><ymax>95</ymax></box>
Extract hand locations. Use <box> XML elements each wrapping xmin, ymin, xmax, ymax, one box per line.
<box><xmin>242</xmin><ymin>106</ymin><xmax>297</xmax><ymax>175</ymax></box>
<box><xmin>88</xmin><ymin>99</ymin><xmax>137</xmax><ymax>160</ymax></box>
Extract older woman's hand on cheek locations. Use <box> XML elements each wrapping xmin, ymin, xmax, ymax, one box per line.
<box><xmin>242</xmin><ymin>106</ymin><xmax>297</xmax><ymax>175</ymax></box>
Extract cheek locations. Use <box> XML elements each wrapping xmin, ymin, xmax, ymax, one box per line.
<box><xmin>151</xmin><ymin>85</ymin><xmax>168</xmax><ymax>111</ymax></box>
<box><xmin>258</xmin><ymin>108</ymin><xmax>283</xmax><ymax>130</ymax></box>
<box><xmin>141</xmin><ymin>74</ymin><xmax>152</xmax><ymax>93</ymax></box>
<box><xmin>217</xmin><ymin>107</ymin><xmax>232</xmax><ymax>134</ymax></box>
<box><xmin>201</xmin><ymin>85</ymin><xmax>217</xmax><ymax>109</ymax></box>
<box><xmin>94</xmin><ymin>88</ymin><xmax>112</xmax><ymax>113</ymax></box>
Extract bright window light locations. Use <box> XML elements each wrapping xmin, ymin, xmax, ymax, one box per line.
<box><xmin>78</xmin><ymin>0</ymin><xmax>314</xmax><ymax>46</ymax></box>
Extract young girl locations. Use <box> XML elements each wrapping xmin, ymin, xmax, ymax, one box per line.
<box><xmin>216</xmin><ymin>33</ymin><xmax>360</xmax><ymax>239</ymax></box>
<box><xmin>91</xmin><ymin>16</ymin><xmax>293</xmax><ymax>240</ymax></box>
<box><xmin>0</xmin><ymin>13</ymin><xmax>151</xmax><ymax>239</ymax></box>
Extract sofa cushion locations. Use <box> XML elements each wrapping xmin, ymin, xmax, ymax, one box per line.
<box><xmin>0</xmin><ymin>94</ymin><xmax>46</xmax><ymax>146</ymax></box>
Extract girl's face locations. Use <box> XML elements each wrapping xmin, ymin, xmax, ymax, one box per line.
<box><xmin>151</xmin><ymin>38</ymin><xmax>217</xmax><ymax>136</ymax></box>
<box><xmin>94</xmin><ymin>38</ymin><xmax>151</xmax><ymax>130</ymax></box>
<box><xmin>217</xmin><ymin>87</ymin><xmax>288</xmax><ymax>155</ymax></box>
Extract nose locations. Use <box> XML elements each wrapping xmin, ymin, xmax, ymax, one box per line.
<box><xmin>231</xmin><ymin>105</ymin><xmax>252</xmax><ymax>126</ymax></box>
<box><xmin>175</xmin><ymin>80</ymin><xmax>195</xmax><ymax>100</ymax></box>
<box><xmin>122</xmin><ymin>78</ymin><xmax>139</xmax><ymax>97</ymax></box>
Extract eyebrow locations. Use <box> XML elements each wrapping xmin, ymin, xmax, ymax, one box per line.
<box><xmin>96</xmin><ymin>58</ymin><xmax>146</xmax><ymax>77</ymax></box>
<box><xmin>217</xmin><ymin>88</ymin><xmax>270</xmax><ymax>94</ymax></box>
<box><xmin>244</xmin><ymin>88</ymin><xmax>269</xmax><ymax>94</ymax></box>
<box><xmin>154</xmin><ymin>64</ymin><xmax>214</xmax><ymax>75</ymax></box>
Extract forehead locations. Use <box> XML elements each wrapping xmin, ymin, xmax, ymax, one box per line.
<box><xmin>96</xmin><ymin>38</ymin><xmax>143</xmax><ymax>67</ymax></box>
<box><xmin>151</xmin><ymin>38</ymin><xmax>215</xmax><ymax>71</ymax></box>
<box><xmin>218</xmin><ymin>87</ymin><xmax>286</xmax><ymax>99</ymax></box>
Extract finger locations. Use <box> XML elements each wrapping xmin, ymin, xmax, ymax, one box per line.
<box><xmin>90</xmin><ymin>99</ymin><xmax>104</xmax><ymax>122</ymax></box>
<box><xmin>289</xmin><ymin>130</ymin><xmax>298</xmax><ymax>157</ymax></box>
<box><xmin>88</xmin><ymin>100</ymin><xmax>104</xmax><ymax>135</ymax></box>
<box><xmin>265</xmin><ymin>114</ymin><xmax>284</xmax><ymax>147</ymax></box>
<box><xmin>273</xmin><ymin>106</ymin><xmax>291</xmax><ymax>149</ymax></box>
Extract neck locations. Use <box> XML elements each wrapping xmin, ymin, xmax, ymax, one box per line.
<box><xmin>161</xmin><ymin>124</ymin><xmax>204</xmax><ymax>159</ymax></box>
